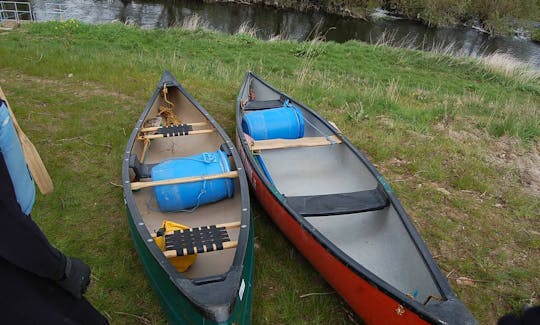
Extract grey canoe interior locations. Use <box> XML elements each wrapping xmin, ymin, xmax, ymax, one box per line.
<box><xmin>129</xmin><ymin>87</ymin><xmax>242</xmax><ymax>279</ymax></box>
<box><xmin>240</xmin><ymin>76</ymin><xmax>444</xmax><ymax>305</ymax></box>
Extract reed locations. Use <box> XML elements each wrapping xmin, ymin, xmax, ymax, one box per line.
<box><xmin>268</xmin><ymin>33</ymin><xmax>284</xmax><ymax>42</ymax></box>
<box><xmin>236</xmin><ymin>21</ymin><xmax>258</xmax><ymax>37</ymax></box>
<box><xmin>177</xmin><ymin>14</ymin><xmax>208</xmax><ymax>31</ymax></box>
<box><xmin>479</xmin><ymin>52</ymin><xmax>540</xmax><ymax>83</ymax></box>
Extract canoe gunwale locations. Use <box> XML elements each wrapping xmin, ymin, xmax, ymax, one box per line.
<box><xmin>235</xmin><ymin>71</ymin><xmax>474</xmax><ymax>324</ymax></box>
<box><xmin>122</xmin><ymin>71</ymin><xmax>252</xmax><ymax>322</ymax></box>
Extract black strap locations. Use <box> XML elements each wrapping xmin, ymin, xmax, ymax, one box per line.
<box><xmin>156</xmin><ymin>124</ymin><xmax>193</xmax><ymax>137</ymax></box>
<box><xmin>219</xmin><ymin>143</ymin><xmax>232</xmax><ymax>157</ymax></box>
<box><xmin>156</xmin><ymin>227</ymin><xmax>165</xmax><ymax>237</ymax></box>
<box><xmin>128</xmin><ymin>154</ymin><xmax>156</xmax><ymax>179</ymax></box>
<box><xmin>164</xmin><ymin>225</ymin><xmax>231</xmax><ymax>256</ymax></box>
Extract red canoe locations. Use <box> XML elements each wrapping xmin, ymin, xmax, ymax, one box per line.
<box><xmin>234</xmin><ymin>72</ymin><xmax>476</xmax><ymax>324</ymax></box>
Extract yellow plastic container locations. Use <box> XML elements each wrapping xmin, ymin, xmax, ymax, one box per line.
<box><xmin>154</xmin><ymin>220</ymin><xmax>197</xmax><ymax>272</ymax></box>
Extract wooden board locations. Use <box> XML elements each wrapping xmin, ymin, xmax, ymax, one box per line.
<box><xmin>251</xmin><ymin>135</ymin><xmax>342</xmax><ymax>151</ymax></box>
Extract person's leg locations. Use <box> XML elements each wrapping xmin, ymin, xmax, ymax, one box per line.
<box><xmin>0</xmin><ymin>259</ymin><xmax>108</xmax><ymax>324</ymax></box>
<box><xmin>522</xmin><ymin>306</ymin><xmax>540</xmax><ymax>325</ymax></box>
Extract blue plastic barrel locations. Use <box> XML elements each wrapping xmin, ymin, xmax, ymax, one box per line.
<box><xmin>242</xmin><ymin>104</ymin><xmax>304</xmax><ymax>140</ymax></box>
<box><xmin>0</xmin><ymin>101</ymin><xmax>35</xmax><ymax>215</ymax></box>
<box><xmin>151</xmin><ymin>150</ymin><xmax>234</xmax><ymax>212</ymax></box>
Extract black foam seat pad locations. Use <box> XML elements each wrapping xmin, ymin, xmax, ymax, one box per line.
<box><xmin>285</xmin><ymin>189</ymin><xmax>389</xmax><ymax>216</ymax></box>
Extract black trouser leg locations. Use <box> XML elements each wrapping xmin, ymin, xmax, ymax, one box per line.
<box><xmin>0</xmin><ymin>259</ymin><xmax>108</xmax><ymax>325</ymax></box>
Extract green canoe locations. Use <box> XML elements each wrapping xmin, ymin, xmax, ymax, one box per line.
<box><xmin>122</xmin><ymin>71</ymin><xmax>253</xmax><ymax>324</ymax></box>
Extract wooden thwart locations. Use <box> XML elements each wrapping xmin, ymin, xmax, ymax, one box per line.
<box><xmin>131</xmin><ymin>170</ymin><xmax>239</xmax><ymax>190</ymax></box>
<box><xmin>251</xmin><ymin>135</ymin><xmax>342</xmax><ymax>151</ymax></box>
<box><xmin>161</xmin><ymin>221</ymin><xmax>241</xmax><ymax>258</ymax></box>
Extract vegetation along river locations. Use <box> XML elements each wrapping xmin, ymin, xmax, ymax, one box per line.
<box><xmin>28</xmin><ymin>0</ymin><xmax>540</xmax><ymax>67</ymax></box>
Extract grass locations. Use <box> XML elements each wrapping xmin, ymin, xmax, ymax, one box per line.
<box><xmin>0</xmin><ymin>20</ymin><xmax>539</xmax><ymax>324</ymax></box>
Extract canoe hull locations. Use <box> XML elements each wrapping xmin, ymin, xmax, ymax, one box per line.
<box><xmin>236</xmin><ymin>135</ymin><xmax>429</xmax><ymax>325</ymax></box>
<box><xmin>123</xmin><ymin>71</ymin><xmax>253</xmax><ymax>324</ymax></box>
<box><xmin>235</xmin><ymin>71</ymin><xmax>476</xmax><ymax>325</ymax></box>
<box><xmin>126</xmin><ymin>207</ymin><xmax>254</xmax><ymax>324</ymax></box>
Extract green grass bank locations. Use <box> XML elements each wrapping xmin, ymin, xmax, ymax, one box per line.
<box><xmin>0</xmin><ymin>21</ymin><xmax>539</xmax><ymax>324</ymax></box>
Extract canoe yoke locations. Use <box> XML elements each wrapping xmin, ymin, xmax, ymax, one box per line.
<box><xmin>285</xmin><ymin>187</ymin><xmax>389</xmax><ymax>216</ymax></box>
<box><xmin>158</xmin><ymin>222</ymin><xmax>241</xmax><ymax>258</ymax></box>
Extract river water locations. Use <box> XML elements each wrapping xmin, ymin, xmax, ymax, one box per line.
<box><xmin>28</xmin><ymin>0</ymin><xmax>540</xmax><ymax>67</ymax></box>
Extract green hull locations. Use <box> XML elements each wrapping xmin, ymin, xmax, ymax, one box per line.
<box><xmin>126</xmin><ymin>208</ymin><xmax>254</xmax><ymax>324</ymax></box>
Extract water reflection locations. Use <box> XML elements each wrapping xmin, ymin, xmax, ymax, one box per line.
<box><xmin>28</xmin><ymin>0</ymin><xmax>540</xmax><ymax>66</ymax></box>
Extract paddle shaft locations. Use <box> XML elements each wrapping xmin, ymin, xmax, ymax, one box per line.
<box><xmin>131</xmin><ymin>170</ymin><xmax>239</xmax><ymax>190</ymax></box>
<box><xmin>0</xmin><ymin>87</ymin><xmax>54</xmax><ymax>194</ymax></box>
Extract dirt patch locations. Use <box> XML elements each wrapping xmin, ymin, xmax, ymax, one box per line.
<box><xmin>447</xmin><ymin>128</ymin><xmax>481</xmax><ymax>144</ymax></box>
<box><xmin>0</xmin><ymin>69</ymin><xmax>134</xmax><ymax>102</ymax></box>
<box><xmin>488</xmin><ymin>136</ymin><xmax>540</xmax><ymax>197</ymax></box>
<box><xmin>0</xmin><ymin>21</ymin><xmax>19</xmax><ymax>31</ymax></box>
<box><xmin>445</xmin><ymin>124</ymin><xmax>540</xmax><ymax>197</ymax></box>
<box><xmin>516</xmin><ymin>148</ymin><xmax>540</xmax><ymax>196</ymax></box>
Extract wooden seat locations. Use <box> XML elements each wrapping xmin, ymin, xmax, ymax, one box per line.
<box><xmin>140</xmin><ymin>122</ymin><xmax>208</xmax><ymax>133</ymax></box>
<box><xmin>138</xmin><ymin>123</ymin><xmax>215</xmax><ymax>140</ymax></box>
<box><xmin>156</xmin><ymin>222</ymin><xmax>241</xmax><ymax>257</ymax></box>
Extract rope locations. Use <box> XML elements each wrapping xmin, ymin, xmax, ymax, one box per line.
<box><xmin>158</xmin><ymin>84</ymin><xmax>182</xmax><ymax>126</ymax></box>
<box><xmin>285</xmin><ymin>100</ymin><xmax>338</xmax><ymax>144</ymax></box>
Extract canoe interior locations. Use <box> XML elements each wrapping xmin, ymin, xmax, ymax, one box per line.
<box><xmin>240</xmin><ymin>76</ymin><xmax>444</xmax><ymax>305</ymax></box>
<box><xmin>130</xmin><ymin>85</ymin><xmax>242</xmax><ymax>279</ymax></box>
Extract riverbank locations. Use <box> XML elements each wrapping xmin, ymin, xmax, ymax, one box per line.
<box><xmin>0</xmin><ymin>21</ymin><xmax>538</xmax><ymax>324</ymax></box>
<box><xmin>209</xmin><ymin>0</ymin><xmax>540</xmax><ymax>40</ymax></box>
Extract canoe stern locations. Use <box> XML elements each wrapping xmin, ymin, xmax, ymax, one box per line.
<box><xmin>125</xmin><ymin>206</ymin><xmax>254</xmax><ymax>324</ymax></box>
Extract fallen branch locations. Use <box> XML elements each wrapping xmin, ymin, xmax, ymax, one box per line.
<box><xmin>109</xmin><ymin>181</ymin><xmax>122</xmax><ymax>188</ymax></box>
<box><xmin>57</xmin><ymin>136</ymin><xmax>112</xmax><ymax>149</ymax></box>
<box><xmin>300</xmin><ymin>291</ymin><xmax>335</xmax><ymax>298</ymax></box>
